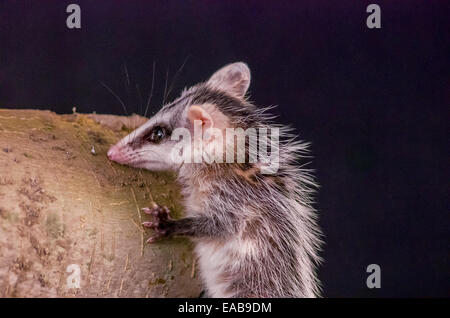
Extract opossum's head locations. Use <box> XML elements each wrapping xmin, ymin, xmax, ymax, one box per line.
<box><xmin>107</xmin><ymin>62</ymin><xmax>252</xmax><ymax>171</ymax></box>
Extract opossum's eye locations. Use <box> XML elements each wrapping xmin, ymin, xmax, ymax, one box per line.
<box><xmin>146</xmin><ymin>126</ymin><xmax>169</xmax><ymax>144</ymax></box>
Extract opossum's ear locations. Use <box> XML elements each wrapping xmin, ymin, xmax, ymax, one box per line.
<box><xmin>207</xmin><ymin>62</ymin><xmax>250</xmax><ymax>98</ymax></box>
<box><xmin>187</xmin><ymin>105</ymin><xmax>214</xmax><ymax>131</ymax></box>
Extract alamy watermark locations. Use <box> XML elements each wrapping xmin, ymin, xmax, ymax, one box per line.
<box><xmin>169</xmin><ymin>120</ymin><xmax>280</xmax><ymax>174</ymax></box>
<box><xmin>366</xmin><ymin>264</ymin><xmax>381</xmax><ymax>289</ymax></box>
<box><xmin>66</xmin><ymin>264</ymin><xmax>81</xmax><ymax>289</ymax></box>
<box><xmin>366</xmin><ymin>4</ymin><xmax>381</xmax><ymax>29</ymax></box>
<box><xmin>66</xmin><ymin>4</ymin><xmax>81</xmax><ymax>29</ymax></box>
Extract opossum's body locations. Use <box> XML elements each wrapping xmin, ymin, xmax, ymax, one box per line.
<box><xmin>179</xmin><ymin>164</ymin><xmax>321</xmax><ymax>297</ymax></box>
<box><xmin>108</xmin><ymin>62</ymin><xmax>322</xmax><ymax>297</ymax></box>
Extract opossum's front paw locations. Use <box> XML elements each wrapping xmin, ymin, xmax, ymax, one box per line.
<box><xmin>142</xmin><ymin>204</ymin><xmax>174</xmax><ymax>243</ymax></box>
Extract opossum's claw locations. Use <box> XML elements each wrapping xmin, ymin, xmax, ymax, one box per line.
<box><xmin>146</xmin><ymin>229</ymin><xmax>168</xmax><ymax>243</ymax></box>
<box><xmin>143</xmin><ymin>204</ymin><xmax>174</xmax><ymax>243</ymax></box>
<box><xmin>142</xmin><ymin>204</ymin><xmax>173</xmax><ymax>221</ymax></box>
<box><xmin>146</xmin><ymin>231</ymin><xmax>166</xmax><ymax>243</ymax></box>
<box><xmin>142</xmin><ymin>221</ymin><xmax>154</xmax><ymax>228</ymax></box>
<box><xmin>141</xmin><ymin>207</ymin><xmax>153</xmax><ymax>215</ymax></box>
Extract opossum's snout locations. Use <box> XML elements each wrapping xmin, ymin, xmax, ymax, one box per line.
<box><xmin>107</xmin><ymin>145</ymin><xmax>129</xmax><ymax>164</ymax></box>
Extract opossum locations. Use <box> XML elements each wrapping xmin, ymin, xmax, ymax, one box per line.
<box><xmin>107</xmin><ymin>62</ymin><xmax>323</xmax><ymax>297</ymax></box>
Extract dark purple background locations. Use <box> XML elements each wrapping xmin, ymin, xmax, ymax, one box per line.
<box><xmin>0</xmin><ymin>1</ymin><xmax>448</xmax><ymax>297</ymax></box>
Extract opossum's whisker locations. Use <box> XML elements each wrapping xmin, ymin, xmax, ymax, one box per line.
<box><xmin>144</xmin><ymin>61</ymin><xmax>156</xmax><ymax>118</ymax></box>
<box><xmin>123</xmin><ymin>63</ymin><xmax>132</xmax><ymax>113</ymax></box>
<box><xmin>132</xmin><ymin>149</ymin><xmax>164</xmax><ymax>160</ymax></box>
<box><xmin>101</xmin><ymin>81</ymin><xmax>128</xmax><ymax>115</ymax></box>
<box><xmin>162</xmin><ymin>67</ymin><xmax>169</xmax><ymax>106</ymax></box>
<box><xmin>165</xmin><ymin>56</ymin><xmax>190</xmax><ymax>104</ymax></box>
<box><xmin>123</xmin><ymin>63</ymin><xmax>131</xmax><ymax>87</ymax></box>
<box><xmin>136</xmin><ymin>83</ymin><xmax>143</xmax><ymax>118</ymax></box>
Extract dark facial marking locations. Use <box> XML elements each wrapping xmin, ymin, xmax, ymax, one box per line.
<box><xmin>144</xmin><ymin>126</ymin><xmax>169</xmax><ymax>144</ymax></box>
<box><xmin>128</xmin><ymin>125</ymin><xmax>171</xmax><ymax>150</ymax></box>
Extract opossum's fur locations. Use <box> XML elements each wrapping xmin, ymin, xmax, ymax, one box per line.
<box><xmin>110</xmin><ymin>63</ymin><xmax>323</xmax><ymax>297</ymax></box>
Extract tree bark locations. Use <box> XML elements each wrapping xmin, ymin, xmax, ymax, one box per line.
<box><xmin>0</xmin><ymin>109</ymin><xmax>202</xmax><ymax>297</ymax></box>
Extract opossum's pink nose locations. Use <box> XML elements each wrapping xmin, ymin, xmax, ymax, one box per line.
<box><xmin>107</xmin><ymin>145</ymin><xmax>125</xmax><ymax>162</ymax></box>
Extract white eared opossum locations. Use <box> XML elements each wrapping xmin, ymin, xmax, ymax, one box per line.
<box><xmin>107</xmin><ymin>62</ymin><xmax>323</xmax><ymax>297</ymax></box>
